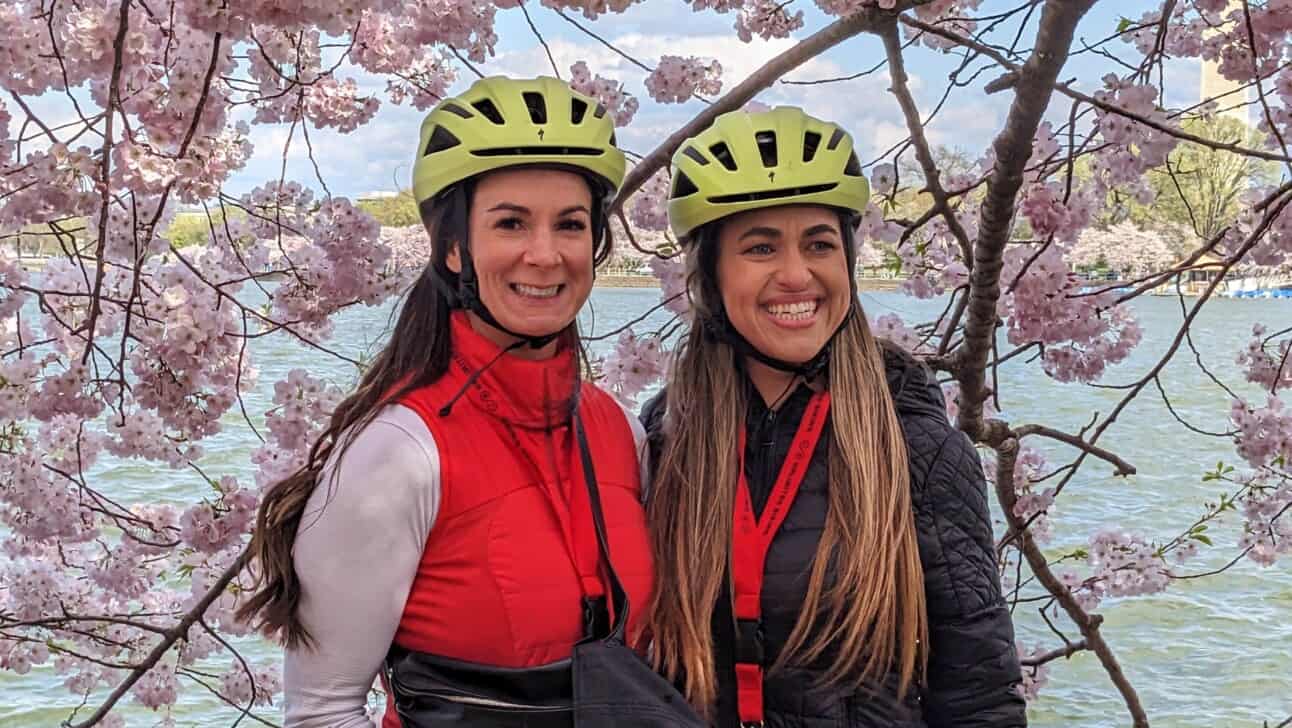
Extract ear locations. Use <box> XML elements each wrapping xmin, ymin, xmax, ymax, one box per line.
<box><xmin>445</xmin><ymin>241</ymin><xmax>462</xmax><ymax>273</ymax></box>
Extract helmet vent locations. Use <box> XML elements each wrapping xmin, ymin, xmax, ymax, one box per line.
<box><xmin>709</xmin><ymin>142</ymin><xmax>738</xmax><ymax>171</ymax></box>
<box><xmin>755</xmin><ymin>131</ymin><xmax>778</xmax><ymax>168</ymax></box>
<box><xmin>672</xmin><ymin>172</ymin><xmax>698</xmax><ymax>198</ymax></box>
<box><xmin>681</xmin><ymin>146</ymin><xmax>709</xmax><ymax>165</ymax></box>
<box><xmin>571</xmin><ymin>97</ymin><xmax>589</xmax><ymax>124</ymax></box>
<box><xmin>843</xmin><ymin>151</ymin><xmax>862</xmax><ymax>177</ymax></box>
<box><xmin>471</xmin><ymin>146</ymin><xmax>605</xmax><ymax>157</ymax></box>
<box><xmin>593</xmin><ymin>103</ymin><xmax>608</xmax><ymax>119</ymax></box>
<box><xmin>608</xmin><ymin>131</ymin><xmax>617</xmax><ymax>146</ymax></box>
<box><xmin>424</xmin><ymin>125</ymin><xmax>462</xmax><ymax>156</ymax></box>
<box><xmin>802</xmin><ymin>131</ymin><xmax>821</xmax><ymax>163</ymax></box>
<box><xmin>523</xmin><ymin>92</ymin><xmax>547</xmax><ymax>124</ymax></box>
<box><xmin>708</xmin><ymin>182</ymin><xmax>837</xmax><ymax>205</ymax></box>
<box><xmin>441</xmin><ymin>103</ymin><xmax>473</xmax><ymax>119</ymax></box>
<box><xmin>826</xmin><ymin>128</ymin><xmax>846</xmax><ymax>151</ymax></box>
<box><xmin>471</xmin><ymin>99</ymin><xmax>505</xmax><ymax>125</ymax></box>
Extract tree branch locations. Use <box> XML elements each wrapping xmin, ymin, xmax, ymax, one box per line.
<box><xmin>1022</xmin><ymin>638</ymin><xmax>1089</xmax><ymax>667</ymax></box>
<box><xmin>901</xmin><ymin>13</ymin><xmax>1292</xmax><ymax>164</ymax></box>
<box><xmin>614</xmin><ymin>3</ymin><xmax>920</xmax><ymax>210</ymax></box>
<box><xmin>1013</xmin><ymin>423</ymin><xmax>1136</xmax><ymax>477</ymax></box>
<box><xmin>63</xmin><ymin>547</ymin><xmax>253</xmax><ymax>728</ymax></box>
<box><xmin>879</xmin><ymin>17</ymin><xmax>975</xmax><ymax>270</ymax></box>
<box><xmin>954</xmin><ymin>0</ymin><xmax>1098</xmax><ymax>443</ymax></box>
<box><xmin>82</xmin><ymin>0</ymin><xmax>134</xmax><ymax>367</ymax></box>
<box><xmin>993</xmin><ymin>439</ymin><xmax>1149</xmax><ymax>727</ymax></box>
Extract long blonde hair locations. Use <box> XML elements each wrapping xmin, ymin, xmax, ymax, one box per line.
<box><xmin>645</xmin><ymin>221</ymin><xmax>928</xmax><ymax>713</ymax></box>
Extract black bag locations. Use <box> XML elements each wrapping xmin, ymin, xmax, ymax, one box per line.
<box><xmin>385</xmin><ymin>412</ymin><xmax>706</xmax><ymax>728</ymax></box>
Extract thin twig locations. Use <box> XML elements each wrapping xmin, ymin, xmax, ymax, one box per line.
<box><xmin>522</xmin><ymin>2</ymin><xmax>561</xmax><ymax>79</ymax></box>
<box><xmin>1013</xmin><ymin>423</ymin><xmax>1135</xmax><ymax>476</ymax></box>
<box><xmin>63</xmin><ymin>547</ymin><xmax>253</xmax><ymax>728</ymax></box>
<box><xmin>615</xmin><ymin>2</ymin><xmax>919</xmax><ymax>209</ymax></box>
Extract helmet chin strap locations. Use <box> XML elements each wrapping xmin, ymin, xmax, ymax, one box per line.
<box><xmin>456</xmin><ymin>254</ymin><xmax>563</xmax><ymax>350</ymax></box>
<box><xmin>703</xmin><ymin>302</ymin><xmax>855</xmax><ymax>383</ymax></box>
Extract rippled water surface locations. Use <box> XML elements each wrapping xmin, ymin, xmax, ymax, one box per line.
<box><xmin>2</xmin><ymin>288</ymin><xmax>1290</xmax><ymax>727</ymax></box>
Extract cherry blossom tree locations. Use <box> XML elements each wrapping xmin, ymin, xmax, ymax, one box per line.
<box><xmin>1071</xmin><ymin>221</ymin><xmax>1178</xmax><ymax>276</ymax></box>
<box><xmin>2</xmin><ymin>1</ymin><xmax>1291</xmax><ymax>727</ymax></box>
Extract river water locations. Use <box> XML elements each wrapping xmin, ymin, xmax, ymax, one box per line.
<box><xmin>2</xmin><ymin>287</ymin><xmax>1290</xmax><ymax>727</ymax></box>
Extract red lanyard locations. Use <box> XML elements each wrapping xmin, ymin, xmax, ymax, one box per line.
<box><xmin>732</xmin><ymin>390</ymin><xmax>831</xmax><ymax>726</ymax></box>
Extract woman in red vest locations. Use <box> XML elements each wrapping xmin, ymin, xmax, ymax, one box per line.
<box><xmin>641</xmin><ymin>107</ymin><xmax>1026</xmax><ymax>727</ymax></box>
<box><xmin>239</xmin><ymin>77</ymin><xmax>656</xmax><ymax>727</ymax></box>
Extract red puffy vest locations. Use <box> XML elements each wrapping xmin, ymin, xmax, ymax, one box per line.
<box><xmin>381</xmin><ymin>312</ymin><xmax>654</xmax><ymax>728</ymax></box>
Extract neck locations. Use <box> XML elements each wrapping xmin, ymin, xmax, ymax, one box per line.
<box><xmin>464</xmin><ymin>311</ymin><xmax>561</xmax><ymax>361</ymax></box>
<box><xmin>745</xmin><ymin>358</ymin><xmax>802</xmax><ymax>409</ymax></box>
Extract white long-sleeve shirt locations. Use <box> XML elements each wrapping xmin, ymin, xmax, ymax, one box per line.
<box><xmin>282</xmin><ymin>402</ymin><xmax>647</xmax><ymax>727</ymax></box>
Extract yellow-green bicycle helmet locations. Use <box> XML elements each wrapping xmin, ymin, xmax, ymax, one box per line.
<box><xmin>412</xmin><ymin>76</ymin><xmax>626</xmax><ymax>205</ymax></box>
<box><xmin>667</xmin><ymin>106</ymin><xmax>869</xmax><ymax>239</ymax></box>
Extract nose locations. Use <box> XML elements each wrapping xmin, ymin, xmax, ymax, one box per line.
<box><xmin>775</xmin><ymin>247</ymin><xmax>812</xmax><ymax>289</ymax></box>
<box><xmin>521</xmin><ymin>226</ymin><xmax>561</xmax><ymax>268</ymax></box>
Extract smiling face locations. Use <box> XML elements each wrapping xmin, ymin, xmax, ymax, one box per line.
<box><xmin>713</xmin><ymin>204</ymin><xmax>852</xmax><ymax>366</ymax></box>
<box><xmin>447</xmin><ymin>167</ymin><xmax>596</xmax><ymax>353</ymax></box>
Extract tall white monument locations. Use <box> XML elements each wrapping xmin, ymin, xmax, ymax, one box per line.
<box><xmin>1200</xmin><ymin>0</ymin><xmax>1252</xmax><ymax>126</ymax></box>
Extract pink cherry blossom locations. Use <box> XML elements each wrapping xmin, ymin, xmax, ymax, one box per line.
<box><xmin>628</xmin><ymin>169</ymin><xmax>670</xmax><ymax>232</ymax></box>
<box><xmin>735</xmin><ymin>0</ymin><xmax>805</xmax><ymax>42</ymax></box>
<box><xmin>1237</xmin><ymin>324</ymin><xmax>1292</xmax><ymax>392</ymax></box>
<box><xmin>649</xmin><ymin>254</ymin><xmax>691</xmax><ymax>317</ymax></box>
<box><xmin>645</xmin><ymin>56</ymin><xmax>722</xmax><ymax>103</ymax></box>
<box><xmin>569</xmin><ymin>61</ymin><xmax>639</xmax><ymax>127</ymax></box>
<box><xmin>598</xmin><ymin>330</ymin><xmax>671</xmax><ymax>406</ymax></box>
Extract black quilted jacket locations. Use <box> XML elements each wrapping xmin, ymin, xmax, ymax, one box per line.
<box><xmin>640</xmin><ymin>347</ymin><xmax>1027</xmax><ymax>727</ymax></box>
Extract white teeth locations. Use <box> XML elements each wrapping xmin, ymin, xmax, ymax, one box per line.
<box><xmin>514</xmin><ymin>283</ymin><xmax>560</xmax><ymax>298</ymax></box>
<box><xmin>766</xmin><ymin>301</ymin><xmax>817</xmax><ymax>320</ymax></box>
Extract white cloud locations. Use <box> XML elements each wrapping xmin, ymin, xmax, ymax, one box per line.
<box><xmin>220</xmin><ymin>21</ymin><xmax>1009</xmax><ymax>199</ymax></box>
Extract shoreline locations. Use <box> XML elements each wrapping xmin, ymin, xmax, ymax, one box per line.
<box><xmin>594</xmin><ymin>274</ymin><xmax>907</xmax><ymax>291</ymax></box>
<box><xmin>10</xmin><ymin>260</ymin><xmax>908</xmax><ymax>292</ymax></box>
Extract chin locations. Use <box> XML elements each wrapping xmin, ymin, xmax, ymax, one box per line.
<box><xmin>501</xmin><ymin>312</ymin><xmax>574</xmax><ymax>336</ymax></box>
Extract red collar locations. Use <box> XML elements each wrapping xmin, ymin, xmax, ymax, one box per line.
<box><xmin>446</xmin><ymin>311</ymin><xmax>578</xmax><ymax>428</ymax></box>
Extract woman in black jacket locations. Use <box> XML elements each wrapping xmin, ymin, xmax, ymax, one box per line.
<box><xmin>641</xmin><ymin>106</ymin><xmax>1026</xmax><ymax>728</ymax></box>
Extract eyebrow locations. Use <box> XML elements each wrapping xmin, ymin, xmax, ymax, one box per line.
<box><xmin>804</xmin><ymin>224</ymin><xmax>840</xmax><ymax>237</ymax></box>
<box><xmin>738</xmin><ymin>226</ymin><xmax>783</xmax><ymax>241</ymax></box>
<box><xmin>738</xmin><ymin>223</ymin><xmax>840</xmax><ymax>241</ymax></box>
<box><xmin>485</xmin><ymin>203</ymin><xmax>590</xmax><ymax>216</ymax></box>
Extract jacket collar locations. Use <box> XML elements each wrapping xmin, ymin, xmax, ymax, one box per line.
<box><xmin>446</xmin><ymin>310</ymin><xmax>578</xmax><ymax>428</ymax></box>
<box><xmin>737</xmin><ymin>344</ymin><xmax>947</xmax><ymax>422</ymax></box>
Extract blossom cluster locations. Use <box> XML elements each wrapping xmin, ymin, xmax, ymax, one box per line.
<box><xmin>252</xmin><ymin>369</ymin><xmax>346</xmax><ymax>489</ymax></box>
<box><xmin>735</xmin><ymin>0</ymin><xmax>806</xmax><ymax>42</ymax></box>
<box><xmin>645</xmin><ymin>56</ymin><xmax>723</xmax><ymax>103</ymax></box>
<box><xmin>1238</xmin><ymin>470</ymin><xmax>1292</xmax><ymax>567</ymax></box>
<box><xmin>629</xmin><ymin>170</ymin><xmax>671</xmax><ymax>232</ymax></box>
<box><xmin>1237</xmin><ymin>324</ymin><xmax>1292</xmax><ymax>392</ymax></box>
<box><xmin>598</xmin><ymin>330</ymin><xmax>671</xmax><ymax>406</ymax></box>
<box><xmin>1086</xmin><ymin>76</ymin><xmax>1178</xmax><ymax>203</ymax></box>
<box><xmin>649</xmin><ymin>254</ymin><xmax>691</xmax><ymax>317</ymax></box>
<box><xmin>983</xmin><ymin>445</ymin><xmax>1056</xmax><ymax>543</ymax></box>
<box><xmin>1230</xmin><ymin>396</ymin><xmax>1292</xmax><ymax>469</ymax></box>
<box><xmin>998</xmin><ymin>242</ymin><xmax>1143</xmax><ymax>383</ymax></box>
<box><xmin>569</xmin><ymin>62</ymin><xmax>639</xmax><ymax>127</ymax></box>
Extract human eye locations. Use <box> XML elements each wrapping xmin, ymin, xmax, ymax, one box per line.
<box><xmin>495</xmin><ymin>216</ymin><xmax>523</xmax><ymax>231</ymax></box>
<box><xmin>808</xmin><ymin>239</ymin><xmax>838</xmax><ymax>253</ymax></box>
<box><xmin>744</xmin><ymin>242</ymin><xmax>775</xmax><ymax>256</ymax></box>
<box><xmin>558</xmin><ymin>217</ymin><xmax>588</xmax><ymax>232</ymax></box>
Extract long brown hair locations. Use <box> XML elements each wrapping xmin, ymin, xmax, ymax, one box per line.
<box><xmin>238</xmin><ymin>175</ymin><xmax>612</xmax><ymax>648</ymax></box>
<box><xmin>645</xmin><ymin>219</ymin><xmax>928</xmax><ymax>712</ymax></box>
